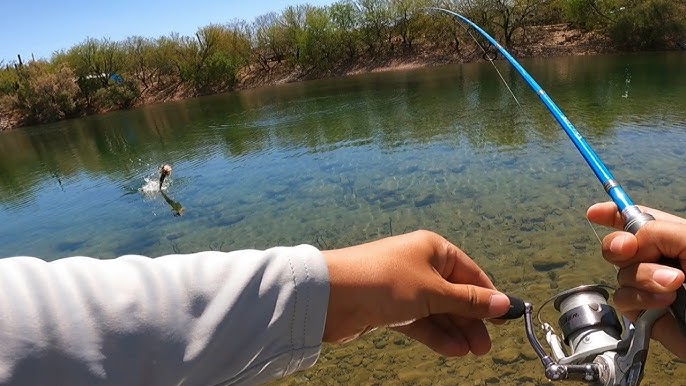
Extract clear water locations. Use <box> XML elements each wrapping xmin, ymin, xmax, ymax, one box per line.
<box><xmin>1</xmin><ymin>52</ymin><xmax>685</xmax><ymax>384</ymax></box>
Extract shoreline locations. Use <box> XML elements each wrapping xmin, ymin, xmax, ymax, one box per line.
<box><xmin>236</xmin><ymin>23</ymin><xmax>617</xmax><ymax>90</ymax></box>
<box><xmin>0</xmin><ymin>24</ymin><xmax>618</xmax><ymax>132</ymax></box>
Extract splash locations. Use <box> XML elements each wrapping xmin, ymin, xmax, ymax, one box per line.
<box><xmin>138</xmin><ymin>164</ymin><xmax>174</xmax><ymax>196</ymax></box>
<box><xmin>621</xmin><ymin>66</ymin><xmax>631</xmax><ymax>98</ymax></box>
<box><xmin>140</xmin><ymin>175</ymin><xmax>170</xmax><ymax>195</ymax></box>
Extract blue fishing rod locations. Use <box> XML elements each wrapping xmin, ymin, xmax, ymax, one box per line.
<box><xmin>431</xmin><ymin>7</ymin><xmax>686</xmax><ymax>385</ymax></box>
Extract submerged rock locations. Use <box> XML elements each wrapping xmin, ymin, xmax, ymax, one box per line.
<box><xmin>56</xmin><ymin>239</ymin><xmax>86</xmax><ymax>253</ymax></box>
<box><xmin>165</xmin><ymin>232</ymin><xmax>185</xmax><ymax>241</ymax></box>
<box><xmin>492</xmin><ymin>347</ymin><xmax>523</xmax><ymax>365</ymax></box>
<box><xmin>531</xmin><ymin>254</ymin><xmax>568</xmax><ymax>271</ymax></box>
<box><xmin>414</xmin><ymin>193</ymin><xmax>437</xmax><ymax>208</ymax></box>
<box><xmin>215</xmin><ymin>214</ymin><xmax>246</xmax><ymax>227</ymax></box>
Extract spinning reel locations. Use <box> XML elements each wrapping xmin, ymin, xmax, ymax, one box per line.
<box><xmin>507</xmin><ymin>285</ymin><xmax>665</xmax><ymax>386</ymax></box>
<box><xmin>428</xmin><ymin>8</ymin><xmax>686</xmax><ymax>385</ymax></box>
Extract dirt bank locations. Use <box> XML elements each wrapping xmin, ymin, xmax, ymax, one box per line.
<box><xmin>237</xmin><ymin>23</ymin><xmax>615</xmax><ymax>90</ymax></box>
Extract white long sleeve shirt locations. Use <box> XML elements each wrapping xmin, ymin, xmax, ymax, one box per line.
<box><xmin>0</xmin><ymin>245</ymin><xmax>330</xmax><ymax>386</ymax></box>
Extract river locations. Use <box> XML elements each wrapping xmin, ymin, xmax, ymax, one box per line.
<box><xmin>1</xmin><ymin>52</ymin><xmax>685</xmax><ymax>385</ymax></box>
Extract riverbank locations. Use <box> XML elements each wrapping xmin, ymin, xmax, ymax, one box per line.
<box><xmin>238</xmin><ymin>23</ymin><xmax>615</xmax><ymax>89</ymax></box>
<box><xmin>0</xmin><ymin>23</ymin><xmax>615</xmax><ymax>132</ymax></box>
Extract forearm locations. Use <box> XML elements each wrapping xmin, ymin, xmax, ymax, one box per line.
<box><xmin>0</xmin><ymin>245</ymin><xmax>329</xmax><ymax>386</ymax></box>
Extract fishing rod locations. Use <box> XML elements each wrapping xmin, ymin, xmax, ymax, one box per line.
<box><xmin>430</xmin><ymin>7</ymin><xmax>686</xmax><ymax>386</ymax></box>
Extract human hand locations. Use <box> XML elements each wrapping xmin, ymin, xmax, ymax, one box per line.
<box><xmin>587</xmin><ymin>202</ymin><xmax>686</xmax><ymax>358</ymax></box>
<box><xmin>322</xmin><ymin>230</ymin><xmax>511</xmax><ymax>357</ymax></box>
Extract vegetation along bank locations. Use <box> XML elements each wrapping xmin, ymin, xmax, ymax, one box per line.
<box><xmin>1</xmin><ymin>0</ymin><xmax>684</xmax><ymax>131</ymax></box>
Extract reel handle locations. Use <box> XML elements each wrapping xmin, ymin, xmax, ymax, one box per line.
<box><xmin>499</xmin><ymin>295</ymin><xmax>526</xmax><ymax>319</ymax></box>
<box><xmin>622</xmin><ymin>207</ymin><xmax>686</xmax><ymax>337</ymax></box>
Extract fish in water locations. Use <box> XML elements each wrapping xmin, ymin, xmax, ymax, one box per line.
<box><xmin>161</xmin><ymin>191</ymin><xmax>184</xmax><ymax>217</ymax></box>
<box><xmin>159</xmin><ymin>164</ymin><xmax>172</xmax><ymax>190</ymax></box>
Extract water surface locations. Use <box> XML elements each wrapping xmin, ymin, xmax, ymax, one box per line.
<box><xmin>1</xmin><ymin>52</ymin><xmax>686</xmax><ymax>385</ymax></box>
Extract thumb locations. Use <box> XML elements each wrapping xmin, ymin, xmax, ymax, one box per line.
<box><xmin>428</xmin><ymin>283</ymin><xmax>511</xmax><ymax>319</ymax></box>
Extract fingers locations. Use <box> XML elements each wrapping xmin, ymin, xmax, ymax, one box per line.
<box><xmin>393</xmin><ymin>319</ymin><xmax>469</xmax><ymax>357</ymax></box>
<box><xmin>323</xmin><ymin>230</ymin><xmax>510</xmax><ymax>350</ymax></box>
<box><xmin>612</xmin><ymin>262</ymin><xmax>683</xmax><ymax>314</ymax></box>
<box><xmin>393</xmin><ymin>315</ymin><xmax>491</xmax><ymax>357</ymax></box>
<box><xmin>643</xmin><ymin>207</ymin><xmax>686</xmax><ymax>224</ymax></box>
<box><xmin>439</xmin><ymin>238</ymin><xmax>497</xmax><ymax>290</ymax></box>
<box><xmin>613</xmin><ymin>286</ymin><xmax>676</xmax><ymax>312</ymax></box>
<box><xmin>600</xmin><ymin>231</ymin><xmax>639</xmax><ymax>268</ymax></box>
<box><xmin>636</xmin><ymin>220</ymin><xmax>686</xmax><ymax>260</ymax></box>
<box><xmin>616</xmin><ymin>262</ymin><xmax>684</xmax><ymax>292</ymax></box>
<box><xmin>587</xmin><ymin>202</ymin><xmax>625</xmax><ymax>230</ymax></box>
<box><xmin>444</xmin><ymin>315</ymin><xmax>491</xmax><ymax>355</ymax></box>
<box><xmin>428</xmin><ymin>283</ymin><xmax>511</xmax><ymax>320</ymax></box>
<box><xmin>588</xmin><ymin>202</ymin><xmax>686</xmax><ymax>359</ymax></box>
<box><xmin>587</xmin><ymin>201</ymin><xmax>686</xmax><ymax>230</ymax></box>
<box><xmin>599</xmin><ymin>218</ymin><xmax>686</xmax><ymax>268</ymax></box>
<box><xmin>651</xmin><ymin>315</ymin><xmax>686</xmax><ymax>359</ymax></box>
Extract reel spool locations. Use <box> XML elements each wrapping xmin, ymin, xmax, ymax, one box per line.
<box><xmin>551</xmin><ymin>285</ymin><xmax>623</xmax><ymax>364</ymax></box>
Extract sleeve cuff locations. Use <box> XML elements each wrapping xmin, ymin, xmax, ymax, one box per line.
<box><xmin>284</xmin><ymin>244</ymin><xmax>330</xmax><ymax>374</ymax></box>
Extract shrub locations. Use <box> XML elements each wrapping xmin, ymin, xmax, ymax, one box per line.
<box><xmin>13</xmin><ymin>62</ymin><xmax>80</xmax><ymax>124</ymax></box>
<box><xmin>191</xmin><ymin>51</ymin><xmax>238</xmax><ymax>94</ymax></box>
<box><xmin>0</xmin><ymin>67</ymin><xmax>18</xmax><ymax>96</ymax></box>
<box><xmin>93</xmin><ymin>79</ymin><xmax>140</xmax><ymax>110</ymax></box>
<box><xmin>607</xmin><ymin>0</ymin><xmax>686</xmax><ymax>49</ymax></box>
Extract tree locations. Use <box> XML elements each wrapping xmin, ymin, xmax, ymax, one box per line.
<box><xmin>281</xmin><ymin>5</ymin><xmax>310</xmax><ymax>68</ymax></box>
<box><xmin>461</xmin><ymin>0</ymin><xmax>552</xmax><ymax>47</ymax></box>
<box><xmin>0</xmin><ymin>65</ymin><xmax>18</xmax><ymax>97</ymax></box>
<box><xmin>422</xmin><ymin>5</ymin><xmax>464</xmax><ymax>51</ymax></box>
<box><xmin>55</xmin><ymin>38</ymin><xmax>127</xmax><ymax>108</ymax></box>
<box><xmin>63</xmin><ymin>38</ymin><xmax>126</xmax><ymax>87</ymax></box>
<box><xmin>153</xmin><ymin>34</ymin><xmax>186</xmax><ymax>89</ymax></box>
<box><xmin>225</xmin><ymin>20</ymin><xmax>253</xmax><ymax>70</ymax></box>
<box><xmin>122</xmin><ymin>36</ymin><xmax>159</xmax><ymax>93</ymax></box>
<box><xmin>562</xmin><ymin>0</ymin><xmax>611</xmax><ymax>29</ymax></box>
<box><xmin>299</xmin><ymin>6</ymin><xmax>339</xmax><ymax>72</ymax></box>
<box><xmin>252</xmin><ymin>12</ymin><xmax>289</xmax><ymax>71</ymax></box>
<box><xmin>329</xmin><ymin>1</ymin><xmax>362</xmax><ymax>60</ymax></box>
<box><xmin>389</xmin><ymin>0</ymin><xmax>434</xmax><ymax>51</ymax></box>
<box><xmin>174</xmin><ymin>23</ymin><xmax>252</xmax><ymax>94</ymax></box>
<box><xmin>356</xmin><ymin>0</ymin><xmax>393</xmax><ymax>53</ymax></box>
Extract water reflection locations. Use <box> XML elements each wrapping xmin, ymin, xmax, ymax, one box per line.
<box><xmin>1</xmin><ymin>53</ymin><xmax>683</xmax><ymax>209</ymax></box>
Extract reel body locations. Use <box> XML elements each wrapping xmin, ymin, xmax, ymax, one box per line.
<box><xmin>521</xmin><ymin>285</ymin><xmax>663</xmax><ymax>386</ymax></box>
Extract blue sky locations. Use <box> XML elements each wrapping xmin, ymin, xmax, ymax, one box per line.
<box><xmin>1</xmin><ymin>0</ymin><xmax>337</xmax><ymax>64</ymax></box>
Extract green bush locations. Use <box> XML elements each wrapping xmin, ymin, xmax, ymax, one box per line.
<box><xmin>191</xmin><ymin>51</ymin><xmax>238</xmax><ymax>94</ymax></box>
<box><xmin>607</xmin><ymin>0</ymin><xmax>685</xmax><ymax>49</ymax></box>
<box><xmin>93</xmin><ymin>80</ymin><xmax>140</xmax><ymax>110</ymax></box>
<box><xmin>13</xmin><ymin>62</ymin><xmax>80</xmax><ymax>124</ymax></box>
<box><xmin>0</xmin><ymin>67</ymin><xmax>18</xmax><ymax>96</ymax></box>
<box><xmin>562</xmin><ymin>0</ymin><xmax>609</xmax><ymax>29</ymax></box>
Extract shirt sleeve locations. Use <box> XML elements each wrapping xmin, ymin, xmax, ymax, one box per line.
<box><xmin>0</xmin><ymin>244</ymin><xmax>330</xmax><ymax>386</ymax></box>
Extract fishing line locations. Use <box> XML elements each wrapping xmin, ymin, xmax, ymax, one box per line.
<box><xmin>456</xmin><ymin>18</ymin><xmax>521</xmax><ymax>106</ymax></box>
<box><xmin>456</xmin><ymin>9</ymin><xmax>608</xmax><ymax>269</ymax></box>
<box><xmin>431</xmin><ymin>7</ymin><xmax>686</xmax><ymax>338</ymax></box>
<box><xmin>586</xmin><ymin>217</ymin><xmax>602</xmax><ymax>245</ymax></box>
